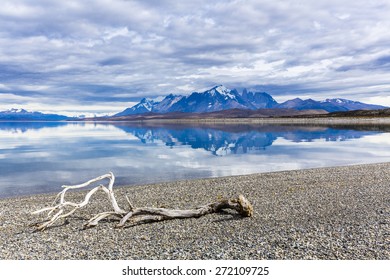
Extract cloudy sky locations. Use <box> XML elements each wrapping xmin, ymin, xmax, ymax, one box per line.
<box><xmin>1</xmin><ymin>0</ymin><xmax>390</xmax><ymax>116</ymax></box>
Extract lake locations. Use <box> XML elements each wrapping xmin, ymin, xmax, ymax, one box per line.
<box><xmin>1</xmin><ymin>121</ymin><xmax>390</xmax><ymax>198</ymax></box>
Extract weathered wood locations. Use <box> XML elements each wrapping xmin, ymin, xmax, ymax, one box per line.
<box><xmin>31</xmin><ymin>172</ymin><xmax>126</xmax><ymax>231</ymax></box>
<box><xmin>31</xmin><ymin>173</ymin><xmax>253</xmax><ymax>231</ymax></box>
<box><xmin>115</xmin><ymin>194</ymin><xmax>253</xmax><ymax>228</ymax></box>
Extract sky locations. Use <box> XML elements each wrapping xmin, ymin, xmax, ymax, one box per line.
<box><xmin>1</xmin><ymin>0</ymin><xmax>390</xmax><ymax>116</ymax></box>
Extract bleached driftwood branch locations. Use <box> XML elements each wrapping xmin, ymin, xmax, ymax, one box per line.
<box><xmin>31</xmin><ymin>172</ymin><xmax>253</xmax><ymax>231</ymax></box>
<box><xmin>115</xmin><ymin>194</ymin><xmax>253</xmax><ymax>228</ymax></box>
<box><xmin>31</xmin><ymin>172</ymin><xmax>126</xmax><ymax>231</ymax></box>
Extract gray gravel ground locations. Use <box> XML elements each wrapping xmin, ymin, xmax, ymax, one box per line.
<box><xmin>0</xmin><ymin>163</ymin><xmax>389</xmax><ymax>260</ymax></box>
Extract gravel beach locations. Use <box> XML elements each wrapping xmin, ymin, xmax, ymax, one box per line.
<box><xmin>0</xmin><ymin>163</ymin><xmax>389</xmax><ymax>260</ymax></box>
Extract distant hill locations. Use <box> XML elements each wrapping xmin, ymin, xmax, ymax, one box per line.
<box><xmin>276</xmin><ymin>97</ymin><xmax>388</xmax><ymax>112</ymax></box>
<box><xmin>0</xmin><ymin>108</ymin><xmax>71</xmax><ymax>121</ymax></box>
<box><xmin>327</xmin><ymin>108</ymin><xmax>390</xmax><ymax>117</ymax></box>
<box><xmin>114</xmin><ymin>85</ymin><xmax>387</xmax><ymax>117</ymax></box>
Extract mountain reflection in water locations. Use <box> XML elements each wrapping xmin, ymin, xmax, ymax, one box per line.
<box><xmin>113</xmin><ymin>123</ymin><xmax>381</xmax><ymax>156</ymax></box>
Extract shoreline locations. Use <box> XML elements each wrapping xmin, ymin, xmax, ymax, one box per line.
<box><xmin>2</xmin><ymin>117</ymin><xmax>390</xmax><ymax>127</ymax></box>
<box><xmin>0</xmin><ymin>162</ymin><xmax>389</xmax><ymax>260</ymax></box>
<box><xmin>2</xmin><ymin>116</ymin><xmax>387</xmax><ymax>125</ymax></box>
<box><xmin>81</xmin><ymin>116</ymin><xmax>390</xmax><ymax>125</ymax></box>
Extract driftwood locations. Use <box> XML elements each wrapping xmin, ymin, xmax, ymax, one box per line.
<box><xmin>31</xmin><ymin>172</ymin><xmax>253</xmax><ymax>231</ymax></box>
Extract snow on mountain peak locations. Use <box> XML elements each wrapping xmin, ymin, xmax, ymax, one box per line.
<box><xmin>136</xmin><ymin>98</ymin><xmax>156</xmax><ymax>111</ymax></box>
<box><xmin>209</xmin><ymin>85</ymin><xmax>236</xmax><ymax>99</ymax></box>
<box><xmin>214</xmin><ymin>85</ymin><xmax>228</xmax><ymax>94</ymax></box>
<box><xmin>7</xmin><ymin>108</ymin><xmax>28</xmax><ymax>113</ymax></box>
<box><xmin>323</xmin><ymin>98</ymin><xmax>351</xmax><ymax>104</ymax></box>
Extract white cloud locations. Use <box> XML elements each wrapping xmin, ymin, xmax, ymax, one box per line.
<box><xmin>335</xmin><ymin>13</ymin><xmax>350</xmax><ymax>20</ymax></box>
<box><xmin>176</xmin><ymin>84</ymin><xmax>196</xmax><ymax>92</ymax></box>
<box><xmin>0</xmin><ymin>84</ymin><xmax>9</xmax><ymax>90</ymax></box>
<box><xmin>313</xmin><ymin>21</ymin><xmax>322</xmax><ymax>30</ymax></box>
<box><xmin>0</xmin><ymin>2</ymin><xmax>43</xmax><ymax>18</ymax></box>
<box><xmin>364</xmin><ymin>95</ymin><xmax>390</xmax><ymax>107</ymax></box>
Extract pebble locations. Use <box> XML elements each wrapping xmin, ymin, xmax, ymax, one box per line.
<box><xmin>0</xmin><ymin>162</ymin><xmax>389</xmax><ymax>260</ymax></box>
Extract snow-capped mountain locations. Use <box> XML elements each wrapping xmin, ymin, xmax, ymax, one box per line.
<box><xmin>275</xmin><ymin>98</ymin><xmax>348</xmax><ymax>112</ymax></box>
<box><xmin>168</xmin><ymin>85</ymin><xmax>251</xmax><ymax>113</ymax></box>
<box><xmin>6</xmin><ymin>108</ymin><xmax>27</xmax><ymax>114</ymax></box>
<box><xmin>151</xmin><ymin>94</ymin><xmax>184</xmax><ymax>113</ymax></box>
<box><xmin>114</xmin><ymin>98</ymin><xmax>158</xmax><ymax>116</ymax></box>
<box><xmin>0</xmin><ymin>108</ymin><xmax>70</xmax><ymax>121</ymax></box>
<box><xmin>276</xmin><ymin>98</ymin><xmax>387</xmax><ymax>112</ymax></box>
<box><xmin>114</xmin><ymin>85</ymin><xmax>387</xmax><ymax>116</ymax></box>
<box><xmin>115</xmin><ymin>85</ymin><xmax>279</xmax><ymax>116</ymax></box>
<box><xmin>323</xmin><ymin>98</ymin><xmax>387</xmax><ymax>111</ymax></box>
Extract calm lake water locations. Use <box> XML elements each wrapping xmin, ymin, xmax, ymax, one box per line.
<box><xmin>1</xmin><ymin>121</ymin><xmax>390</xmax><ymax>198</ymax></box>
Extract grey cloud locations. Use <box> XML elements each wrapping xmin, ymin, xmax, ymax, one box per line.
<box><xmin>335</xmin><ymin>54</ymin><xmax>390</xmax><ymax>73</ymax></box>
<box><xmin>99</xmin><ymin>56</ymin><xmax>131</xmax><ymax>66</ymax></box>
<box><xmin>374</xmin><ymin>55</ymin><xmax>390</xmax><ymax>68</ymax></box>
<box><xmin>1</xmin><ymin>0</ymin><xmax>390</xmax><ymax>114</ymax></box>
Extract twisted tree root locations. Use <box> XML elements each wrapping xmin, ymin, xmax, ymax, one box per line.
<box><xmin>31</xmin><ymin>173</ymin><xmax>253</xmax><ymax>231</ymax></box>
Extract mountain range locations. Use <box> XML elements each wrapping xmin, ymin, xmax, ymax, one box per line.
<box><xmin>114</xmin><ymin>85</ymin><xmax>387</xmax><ymax>117</ymax></box>
<box><xmin>0</xmin><ymin>108</ymin><xmax>70</xmax><ymax>121</ymax></box>
<box><xmin>0</xmin><ymin>85</ymin><xmax>388</xmax><ymax>121</ymax></box>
